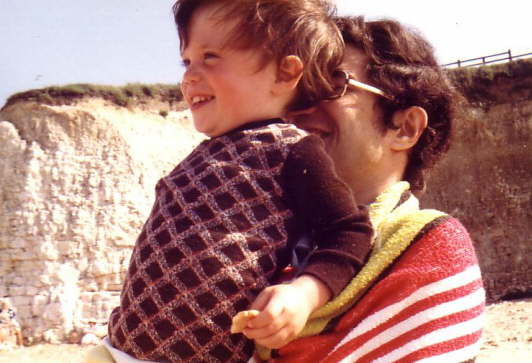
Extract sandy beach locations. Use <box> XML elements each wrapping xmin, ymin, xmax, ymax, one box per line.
<box><xmin>0</xmin><ymin>298</ymin><xmax>530</xmax><ymax>363</ymax></box>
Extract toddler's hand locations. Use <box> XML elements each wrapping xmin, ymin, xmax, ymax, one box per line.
<box><xmin>230</xmin><ymin>310</ymin><xmax>259</xmax><ymax>334</ymax></box>
<box><xmin>242</xmin><ymin>283</ymin><xmax>311</xmax><ymax>348</ymax></box>
<box><xmin>242</xmin><ymin>275</ymin><xmax>331</xmax><ymax>349</ymax></box>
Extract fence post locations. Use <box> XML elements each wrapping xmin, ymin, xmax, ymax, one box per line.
<box><xmin>508</xmin><ymin>49</ymin><xmax>512</xmax><ymax>62</ymax></box>
<box><xmin>457</xmin><ymin>59</ymin><xmax>461</xmax><ymax>67</ymax></box>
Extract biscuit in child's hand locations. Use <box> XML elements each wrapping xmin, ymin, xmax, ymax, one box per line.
<box><xmin>231</xmin><ymin>310</ymin><xmax>259</xmax><ymax>333</ymax></box>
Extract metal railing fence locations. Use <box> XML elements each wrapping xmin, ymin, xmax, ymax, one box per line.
<box><xmin>442</xmin><ymin>50</ymin><xmax>532</xmax><ymax>68</ymax></box>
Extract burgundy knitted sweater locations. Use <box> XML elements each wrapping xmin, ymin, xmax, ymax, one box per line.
<box><xmin>108</xmin><ymin>120</ymin><xmax>372</xmax><ymax>362</ymax></box>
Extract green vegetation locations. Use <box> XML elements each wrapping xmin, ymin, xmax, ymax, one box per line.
<box><xmin>3</xmin><ymin>83</ymin><xmax>184</xmax><ymax>110</ymax></box>
<box><xmin>4</xmin><ymin>58</ymin><xmax>530</xmax><ymax>111</ymax></box>
<box><xmin>448</xmin><ymin>58</ymin><xmax>532</xmax><ymax>107</ymax></box>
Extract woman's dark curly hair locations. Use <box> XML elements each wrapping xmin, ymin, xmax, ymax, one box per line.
<box><xmin>336</xmin><ymin>16</ymin><xmax>460</xmax><ymax>194</ymax></box>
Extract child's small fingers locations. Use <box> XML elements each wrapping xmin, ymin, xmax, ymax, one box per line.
<box><xmin>243</xmin><ymin>326</ymin><xmax>273</xmax><ymax>340</ymax></box>
<box><xmin>243</xmin><ymin>315</ymin><xmax>287</xmax><ymax>339</ymax></box>
<box><xmin>231</xmin><ymin>310</ymin><xmax>260</xmax><ymax>334</ymax></box>
<box><xmin>253</xmin><ymin>326</ymin><xmax>296</xmax><ymax>349</ymax></box>
<box><xmin>248</xmin><ymin>300</ymin><xmax>284</xmax><ymax>328</ymax></box>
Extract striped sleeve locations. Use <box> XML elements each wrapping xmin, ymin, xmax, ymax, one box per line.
<box><xmin>272</xmin><ymin>217</ymin><xmax>485</xmax><ymax>363</ymax></box>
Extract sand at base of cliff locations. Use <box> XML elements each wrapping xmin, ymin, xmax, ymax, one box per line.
<box><xmin>0</xmin><ymin>298</ymin><xmax>530</xmax><ymax>363</ymax></box>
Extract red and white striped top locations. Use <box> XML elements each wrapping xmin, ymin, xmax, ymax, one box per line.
<box><xmin>268</xmin><ymin>216</ymin><xmax>485</xmax><ymax>363</ymax></box>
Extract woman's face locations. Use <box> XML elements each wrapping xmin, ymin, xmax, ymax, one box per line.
<box><xmin>291</xmin><ymin>46</ymin><xmax>394</xmax><ymax>203</ymax></box>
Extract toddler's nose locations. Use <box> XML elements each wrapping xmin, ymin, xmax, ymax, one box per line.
<box><xmin>182</xmin><ymin>65</ymin><xmax>201</xmax><ymax>86</ymax></box>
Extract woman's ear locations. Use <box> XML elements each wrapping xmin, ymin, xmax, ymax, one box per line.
<box><xmin>274</xmin><ymin>55</ymin><xmax>303</xmax><ymax>92</ymax></box>
<box><xmin>389</xmin><ymin>106</ymin><xmax>428</xmax><ymax>151</ymax></box>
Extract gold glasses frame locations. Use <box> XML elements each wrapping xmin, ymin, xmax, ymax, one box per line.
<box><xmin>327</xmin><ymin>70</ymin><xmax>392</xmax><ymax>100</ymax></box>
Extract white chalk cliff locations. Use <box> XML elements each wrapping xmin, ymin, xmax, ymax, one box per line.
<box><xmin>0</xmin><ymin>99</ymin><xmax>204</xmax><ymax>343</ymax></box>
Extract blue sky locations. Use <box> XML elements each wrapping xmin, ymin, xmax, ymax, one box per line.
<box><xmin>1</xmin><ymin>0</ymin><xmax>530</xmax><ymax>107</ymax></box>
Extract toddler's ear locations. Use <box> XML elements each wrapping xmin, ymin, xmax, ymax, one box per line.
<box><xmin>276</xmin><ymin>55</ymin><xmax>303</xmax><ymax>86</ymax></box>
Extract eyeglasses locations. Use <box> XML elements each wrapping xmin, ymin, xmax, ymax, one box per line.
<box><xmin>326</xmin><ymin>70</ymin><xmax>391</xmax><ymax>100</ymax></box>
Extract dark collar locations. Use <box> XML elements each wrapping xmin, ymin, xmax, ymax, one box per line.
<box><xmin>219</xmin><ymin>118</ymin><xmax>285</xmax><ymax>137</ymax></box>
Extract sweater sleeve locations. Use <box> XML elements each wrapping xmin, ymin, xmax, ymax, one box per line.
<box><xmin>281</xmin><ymin>135</ymin><xmax>373</xmax><ymax>297</ymax></box>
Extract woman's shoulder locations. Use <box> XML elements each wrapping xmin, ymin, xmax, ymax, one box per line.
<box><xmin>397</xmin><ymin>215</ymin><xmax>480</xmax><ymax>274</ymax></box>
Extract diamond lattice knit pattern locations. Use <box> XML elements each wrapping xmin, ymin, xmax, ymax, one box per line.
<box><xmin>108</xmin><ymin>122</ymin><xmax>308</xmax><ymax>362</ymax></box>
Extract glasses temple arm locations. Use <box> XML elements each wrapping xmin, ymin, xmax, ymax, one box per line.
<box><xmin>347</xmin><ymin>78</ymin><xmax>391</xmax><ymax>99</ymax></box>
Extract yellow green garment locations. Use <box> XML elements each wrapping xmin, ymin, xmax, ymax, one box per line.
<box><xmin>257</xmin><ymin>181</ymin><xmax>447</xmax><ymax>359</ymax></box>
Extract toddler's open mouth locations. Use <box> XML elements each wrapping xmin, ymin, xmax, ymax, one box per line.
<box><xmin>191</xmin><ymin>95</ymin><xmax>214</xmax><ymax>108</ymax></box>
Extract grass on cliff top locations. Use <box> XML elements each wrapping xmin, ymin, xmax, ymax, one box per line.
<box><xmin>4</xmin><ymin>57</ymin><xmax>530</xmax><ymax>111</ymax></box>
<box><xmin>447</xmin><ymin>57</ymin><xmax>532</xmax><ymax>106</ymax></box>
<box><xmin>3</xmin><ymin>83</ymin><xmax>184</xmax><ymax>110</ymax></box>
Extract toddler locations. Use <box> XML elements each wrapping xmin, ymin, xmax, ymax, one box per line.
<box><xmin>107</xmin><ymin>1</ymin><xmax>373</xmax><ymax>361</ymax></box>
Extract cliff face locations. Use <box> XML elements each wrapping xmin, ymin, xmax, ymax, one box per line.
<box><xmin>0</xmin><ymin>99</ymin><xmax>204</xmax><ymax>343</ymax></box>
<box><xmin>421</xmin><ymin>59</ymin><xmax>532</xmax><ymax>302</ymax></box>
<box><xmin>0</xmin><ymin>59</ymin><xmax>530</xmax><ymax>343</ymax></box>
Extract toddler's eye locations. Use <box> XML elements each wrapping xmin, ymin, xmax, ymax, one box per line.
<box><xmin>203</xmin><ymin>52</ymin><xmax>219</xmax><ymax>64</ymax></box>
